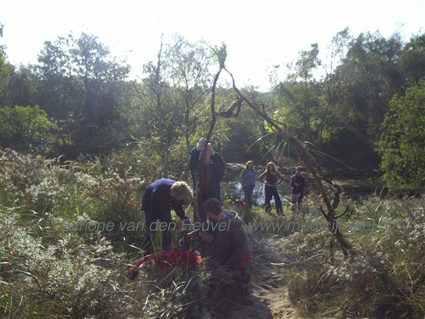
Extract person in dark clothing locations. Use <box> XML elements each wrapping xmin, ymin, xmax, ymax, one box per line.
<box><xmin>189</xmin><ymin>138</ymin><xmax>226</xmax><ymax>219</ymax></box>
<box><xmin>259</xmin><ymin>162</ymin><xmax>283</xmax><ymax>215</ymax></box>
<box><xmin>240</xmin><ymin>160</ymin><xmax>256</xmax><ymax>208</ymax></box>
<box><xmin>199</xmin><ymin>198</ymin><xmax>251</xmax><ymax>295</ymax></box>
<box><xmin>141</xmin><ymin>179</ymin><xmax>192</xmax><ymax>253</ymax></box>
<box><xmin>290</xmin><ymin>166</ymin><xmax>306</xmax><ymax>213</ymax></box>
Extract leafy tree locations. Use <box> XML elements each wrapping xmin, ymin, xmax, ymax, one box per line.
<box><xmin>378</xmin><ymin>80</ymin><xmax>425</xmax><ymax>191</ymax></box>
<box><xmin>332</xmin><ymin>31</ymin><xmax>404</xmax><ymax>140</ymax></box>
<box><xmin>400</xmin><ymin>33</ymin><xmax>425</xmax><ymax>83</ymax></box>
<box><xmin>0</xmin><ymin>44</ymin><xmax>14</xmax><ymax>108</ymax></box>
<box><xmin>36</xmin><ymin>33</ymin><xmax>130</xmax><ymax>155</ymax></box>
<box><xmin>8</xmin><ymin>65</ymin><xmax>40</xmax><ymax>107</ymax></box>
<box><xmin>273</xmin><ymin>44</ymin><xmax>321</xmax><ymax>141</ymax></box>
<box><xmin>0</xmin><ymin>105</ymin><xmax>57</xmax><ymax>155</ymax></box>
<box><xmin>130</xmin><ymin>38</ymin><xmax>185</xmax><ymax>177</ymax></box>
<box><xmin>316</xmin><ymin>28</ymin><xmax>353</xmax><ymax>143</ymax></box>
<box><xmin>168</xmin><ymin>35</ymin><xmax>212</xmax><ymax>153</ymax></box>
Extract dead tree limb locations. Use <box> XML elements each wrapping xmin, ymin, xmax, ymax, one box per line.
<box><xmin>193</xmin><ymin>67</ymin><xmax>222</xmax><ymax>223</ymax></box>
<box><xmin>223</xmin><ymin>66</ymin><xmax>355</xmax><ymax>257</ymax></box>
<box><xmin>192</xmin><ymin>48</ymin><xmax>355</xmax><ymax>256</ymax></box>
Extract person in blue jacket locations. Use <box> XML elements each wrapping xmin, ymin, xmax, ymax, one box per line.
<box><xmin>189</xmin><ymin>137</ymin><xmax>226</xmax><ymax>220</ymax></box>
<box><xmin>141</xmin><ymin>179</ymin><xmax>192</xmax><ymax>253</ymax></box>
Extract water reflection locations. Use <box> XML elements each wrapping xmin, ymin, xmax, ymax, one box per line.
<box><xmin>223</xmin><ymin>180</ymin><xmax>292</xmax><ymax>206</ymax></box>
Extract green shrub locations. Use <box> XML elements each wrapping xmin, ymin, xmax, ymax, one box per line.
<box><xmin>378</xmin><ymin>80</ymin><xmax>425</xmax><ymax>191</ymax></box>
<box><xmin>0</xmin><ymin>105</ymin><xmax>57</xmax><ymax>155</ymax></box>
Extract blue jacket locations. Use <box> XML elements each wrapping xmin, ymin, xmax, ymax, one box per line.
<box><xmin>141</xmin><ymin>178</ymin><xmax>186</xmax><ymax>220</ymax></box>
<box><xmin>189</xmin><ymin>148</ymin><xmax>226</xmax><ymax>202</ymax></box>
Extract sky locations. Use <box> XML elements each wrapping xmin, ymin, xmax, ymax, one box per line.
<box><xmin>1</xmin><ymin>0</ymin><xmax>424</xmax><ymax>91</ymax></box>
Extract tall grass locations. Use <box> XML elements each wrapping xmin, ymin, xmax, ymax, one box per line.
<box><xmin>0</xmin><ymin>149</ymin><xmax>247</xmax><ymax>318</ymax></box>
<box><xmin>280</xmin><ymin>196</ymin><xmax>425</xmax><ymax>318</ymax></box>
<box><xmin>229</xmin><ymin>193</ymin><xmax>425</xmax><ymax>318</ymax></box>
<box><xmin>2</xmin><ymin>149</ymin><xmax>424</xmax><ymax>318</ymax></box>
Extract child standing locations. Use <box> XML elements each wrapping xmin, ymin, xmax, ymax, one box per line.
<box><xmin>240</xmin><ymin>160</ymin><xmax>256</xmax><ymax>208</ymax></box>
<box><xmin>259</xmin><ymin>162</ymin><xmax>283</xmax><ymax>216</ymax></box>
<box><xmin>290</xmin><ymin>166</ymin><xmax>306</xmax><ymax>213</ymax></box>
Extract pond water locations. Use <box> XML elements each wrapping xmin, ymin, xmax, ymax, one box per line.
<box><xmin>222</xmin><ymin>180</ymin><xmax>293</xmax><ymax>205</ymax></box>
<box><xmin>221</xmin><ymin>168</ymin><xmax>386</xmax><ymax>205</ymax></box>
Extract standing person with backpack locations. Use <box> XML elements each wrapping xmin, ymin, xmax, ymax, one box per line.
<box><xmin>259</xmin><ymin>162</ymin><xmax>283</xmax><ymax>216</ymax></box>
<box><xmin>240</xmin><ymin>160</ymin><xmax>256</xmax><ymax>208</ymax></box>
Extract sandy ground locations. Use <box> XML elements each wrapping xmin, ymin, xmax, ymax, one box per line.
<box><xmin>226</xmin><ymin>234</ymin><xmax>298</xmax><ymax>319</ymax></box>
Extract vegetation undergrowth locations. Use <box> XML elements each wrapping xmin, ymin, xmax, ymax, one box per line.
<box><xmin>230</xmin><ymin>191</ymin><xmax>425</xmax><ymax>318</ymax></box>
<box><xmin>1</xmin><ymin>149</ymin><xmax>424</xmax><ymax>318</ymax></box>
<box><xmin>263</xmin><ymin>196</ymin><xmax>425</xmax><ymax>318</ymax></box>
<box><xmin>0</xmin><ymin>149</ymin><xmax>260</xmax><ymax>318</ymax></box>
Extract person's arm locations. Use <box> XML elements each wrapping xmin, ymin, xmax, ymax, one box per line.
<box><xmin>211</xmin><ymin>152</ymin><xmax>226</xmax><ymax>180</ymax></box>
<box><xmin>290</xmin><ymin>175</ymin><xmax>295</xmax><ymax>188</ymax></box>
<box><xmin>206</xmin><ymin>225</ymin><xmax>232</xmax><ymax>262</ymax></box>
<box><xmin>240</xmin><ymin>169</ymin><xmax>246</xmax><ymax>187</ymax></box>
<box><xmin>189</xmin><ymin>148</ymin><xmax>200</xmax><ymax>172</ymax></box>
<box><xmin>276</xmin><ymin>171</ymin><xmax>283</xmax><ymax>184</ymax></box>
<box><xmin>170</xmin><ymin>200</ymin><xmax>187</xmax><ymax>220</ymax></box>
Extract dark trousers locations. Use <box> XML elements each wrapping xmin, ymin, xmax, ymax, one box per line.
<box><xmin>144</xmin><ymin>209</ymin><xmax>172</xmax><ymax>254</ymax></box>
<box><xmin>292</xmin><ymin>192</ymin><xmax>304</xmax><ymax>205</ymax></box>
<box><xmin>244</xmin><ymin>184</ymin><xmax>255</xmax><ymax>206</ymax></box>
<box><xmin>264</xmin><ymin>185</ymin><xmax>282</xmax><ymax>212</ymax></box>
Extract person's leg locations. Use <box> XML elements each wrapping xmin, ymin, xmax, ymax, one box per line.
<box><xmin>297</xmin><ymin>192</ymin><xmax>304</xmax><ymax>212</ymax></box>
<box><xmin>291</xmin><ymin>193</ymin><xmax>299</xmax><ymax>213</ymax></box>
<box><xmin>272</xmin><ymin>187</ymin><xmax>283</xmax><ymax>215</ymax></box>
<box><xmin>159</xmin><ymin>209</ymin><xmax>172</xmax><ymax>251</ymax></box>
<box><xmin>246</xmin><ymin>185</ymin><xmax>254</xmax><ymax>207</ymax></box>
<box><xmin>264</xmin><ymin>185</ymin><xmax>272</xmax><ymax>212</ymax></box>
<box><xmin>144</xmin><ymin>210</ymin><xmax>156</xmax><ymax>254</ymax></box>
<box><xmin>243</xmin><ymin>186</ymin><xmax>249</xmax><ymax>204</ymax></box>
<box><xmin>231</xmin><ymin>264</ymin><xmax>251</xmax><ymax>296</ymax></box>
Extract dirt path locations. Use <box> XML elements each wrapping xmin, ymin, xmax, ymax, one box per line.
<box><xmin>227</xmin><ymin>234</ymin><xmax>298</xmax><ymax>319</ymax></box>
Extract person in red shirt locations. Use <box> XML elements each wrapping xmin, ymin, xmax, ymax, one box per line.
<box><xmin>189</xmin><ymin>137</ymin><xmax>226</xmax><ymax>221</ymax></box>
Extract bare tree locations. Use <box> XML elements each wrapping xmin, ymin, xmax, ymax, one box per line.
<box><xmin>169</xmin><ymin>35</ymin><xmax>212</xmax><ymax>154</ymax></box>
<box><xmin>193</xmin><ymin>45</ymin><xmax>355</xmax><ymax>257</ymax></box>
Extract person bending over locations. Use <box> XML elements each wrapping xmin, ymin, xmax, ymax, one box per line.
<box><xmin>141</xmin><ymin>179</ymin><xmax>192</xmax><ymax>253</ymax></box>
<box><xmin>199</xmin><ymin>197</ymin><xmax>252</xmax><ymax>295</ymax></box>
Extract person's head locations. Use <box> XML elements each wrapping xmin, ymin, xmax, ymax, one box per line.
<box><xmin>246</xmin><ymin>160</ymin><xmax>254</xmax><ymax>170</ymax></box>
<box><xmin>198</xmin><ymin>137</ymin><xmax>213</xmax><ymax>150</ymax></box>
<box><xmin>202</xmin><ymin>197</ymin><xmax>223</xmax><ymax>220</ymax></box>
<box><xmin>198</xmin><ymin>137</ymin><xmax>207</xmax><ymax>147</ymax></box>
<box><xmin>198</xmin><ymin>137</ymin><xmax>214</xmax><ymax>158</ymax></box>
<box><xmin>206</xmin><ymin>143</ymin><xmax>214</xmax><ymax>155</ymax></box>
<box><xmin>296</xmin><ymin>166</ymin><xmax>303</xmax><ymax>175</ymax></box>
<box><xmin>170</xmin><ymin>181</ymin><xmax>192</xmax><ymax>201</ymax></box>
<box><xmin>266</xmin><ymin>162</ymin><xmax>277</xmax><ymax>173</ymax></box>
